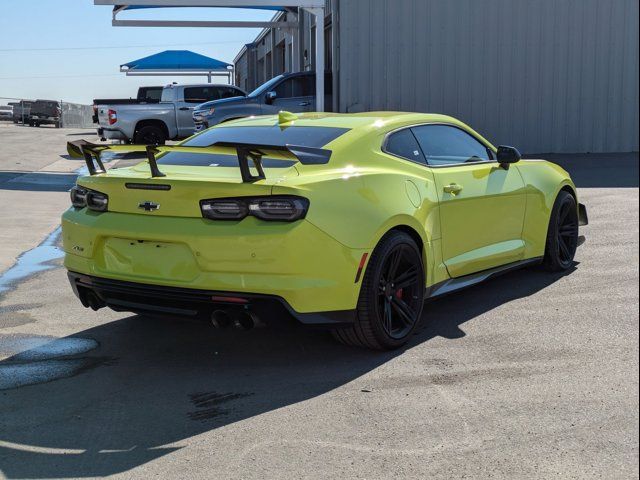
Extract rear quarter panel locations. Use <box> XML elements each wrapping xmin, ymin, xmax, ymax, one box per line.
<box><xmin>272</xmin><ymin>131</ymin><xmax>446</xmax><ymax>287</ymax></box>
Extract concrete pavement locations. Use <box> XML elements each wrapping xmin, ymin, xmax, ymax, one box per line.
<box><xmin>0</xmin><ymin>124</ymin><xmax>99</xmax><ymax>273</ymax></box>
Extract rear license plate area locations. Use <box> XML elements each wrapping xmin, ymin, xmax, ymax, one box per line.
<box><xmin>97</xmin><ymin>237</ymin><xmax>198</xmax><ymax>282</ymax></box>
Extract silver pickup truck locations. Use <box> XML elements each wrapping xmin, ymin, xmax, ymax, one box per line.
<box><xmin>96</xmin><ymin>83</ymin><xmax>246</xmax><ymax>144</ymax></box>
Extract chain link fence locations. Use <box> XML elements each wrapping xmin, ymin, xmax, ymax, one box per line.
<box><xmin>0</xmin><ymin>97</ymin><xmax>94</xmax><ymax>129</ymax></box>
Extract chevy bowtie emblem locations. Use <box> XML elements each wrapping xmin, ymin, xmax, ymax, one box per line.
<box><xmin>138</xmin><ymin>201</ymin><xmax>160</xmax><ymax>211</ymax></box>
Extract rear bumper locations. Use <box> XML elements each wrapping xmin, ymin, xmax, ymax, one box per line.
<box><xmin>67</xmin><ymin>271</ymin><xmax>355</xmax><ymax>326</ymax></box>
<box><xmin>61</xmin><ymin>207</ymin><xmax>367</xmax><ymax>316</ymax></box>
<box><xmin>98</xmin><ymin>127</ymin><xmax>129</xmax><ymax>140</ymax></box>
<box><xmin>97</xmin><ymin>127</ymin><xmax>128</xmax><ymax>141</ymax></box>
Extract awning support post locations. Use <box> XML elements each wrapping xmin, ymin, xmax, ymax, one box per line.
<box><xmin>304</xmin><ymin>6</ymin><xmax>325</xmax><ymax>112</ymax></box>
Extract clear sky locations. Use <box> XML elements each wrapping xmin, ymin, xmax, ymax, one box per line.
<box><xmin>0</xmin><ymin>1</ymin><xmax>273</xmax><ymax>104</ymax></box>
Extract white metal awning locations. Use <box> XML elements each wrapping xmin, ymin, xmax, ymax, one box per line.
<box><xmin>94</xmin><ymin>0</ymin><xmax>326</xmax><ymax>111</ymax></box>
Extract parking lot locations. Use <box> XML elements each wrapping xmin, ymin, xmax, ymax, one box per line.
<box><xmin>0</xmin><ymin>123</ymin><xmax>638</xmax><ymax>479</ymax></box>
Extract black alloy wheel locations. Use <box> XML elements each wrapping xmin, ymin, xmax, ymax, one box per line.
<box><xmin>376</xmin><ymin>244</ymin><xmax>423</xmax><ymax>339</ymax></box>
<box><xmin>543</xmin><ymin>190</ymin><xmax>579</xmax><ymax>271</ymax></box>
<box><xmin>332</xmin><ymin>231</ymin><xmax>425</xmax><ymax>350</ymax></box>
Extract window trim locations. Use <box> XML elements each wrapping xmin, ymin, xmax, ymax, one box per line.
<box><xmin>382</xmin><ymin>122</ymin><xmax>497</xmax><ymax>168</ymax></box>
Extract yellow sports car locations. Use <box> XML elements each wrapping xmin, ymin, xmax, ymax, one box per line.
<box><xmin>63</xmin><ymin>111</ymin><xmax>587</xmax><ymax>349</ymax></box>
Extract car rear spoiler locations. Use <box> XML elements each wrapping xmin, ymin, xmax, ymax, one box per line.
<box><xmin>66</xmin><ymin>139</ymin><xmax>331</xmax><ymax>182</ymax></box>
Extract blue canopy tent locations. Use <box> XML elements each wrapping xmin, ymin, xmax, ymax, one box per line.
<box><xmin>120</xmin><ymin>50</ymin><xmax>233</xmax><ymax>83</ymax></box>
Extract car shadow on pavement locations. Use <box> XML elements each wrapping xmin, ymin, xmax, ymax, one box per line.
<box><xmin>0</xmin><ymin>265</ymin><xmax>574</xmax><ymax>479</ymax></box>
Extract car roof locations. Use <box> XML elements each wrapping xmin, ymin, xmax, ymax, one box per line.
<box><xmin>225</xmin><ymin>111</ymin><xmax>463</xmax><ymax>132</ymax></box>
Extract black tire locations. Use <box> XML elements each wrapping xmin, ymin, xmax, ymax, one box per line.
<box><xmin>543</xmin><ymin>190</ymin><xmax>579</xmax><ymax>271</ymax></box>
<box><xmin>134</xmin><ymin>125</ymin><xmax>166</xmax><ymax>145</ymax></box>
<box><xmin>332</xmin><ymin>231</ymin><xmax>425</xmax><ymax>350</ymax></box>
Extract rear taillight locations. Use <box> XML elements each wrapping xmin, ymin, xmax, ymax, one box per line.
<box><xmin>86</xmin><ymin>190</ymin><xmax>109</xmax><ymax>212</ymax></box>
<box><xmin>70</xmin><ymin>185</ymin><xmax>108</xmax><ymax>212</ymax></box>
<box><xmin>200</xmin><ymin>196</ymin><xmax>309</xmax><ymax>222</ymax></box>
<box><xmin>201</xmin><ymin>199</ymin><xmax>247</xmax><ymax>220</ymax></box>
<box><xmin>70</xmin><ymin>185</ymin><xmax>88</xmax><ymax>208</ymax></box>
<box><xmin>108</xmin><ymin>109</ymin><xmax>117</xmax><ymax>125</ymax></box>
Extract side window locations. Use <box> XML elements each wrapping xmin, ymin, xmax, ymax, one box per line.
<box><xmin>274</xmin><ymin>78</ymin><xmax>294</xmax><ymax>98</ymax></box>
<box><xmin>298</xmin><ymin>76</ymin><xmax>314</xmax><ymax>96</ymax></box>
<box><xmin>411</xmin><ymin>125</ymin><xmax>493</xmax><ymax>166</ymax></box>
<box><xmin>144</xmin><ymin>89</ymin><xmax>162</xmax><ymax>102</ymax></box>
<box><xmin>384</xmin><ymin>128</ymin><xmax>426</xmax><ymax>164</ymax></box>
<box><xmin>274</xmin><ymin>77</ymin><xmax>312</xmax><ymax>98</ymax></box>
<box><xmin>184</xmin><ymin>87</ymin><xmax>221</xmax><ymax>104</ymax></box>
<box><xmin>220</xmin><ymin>87</ymin><xmax>242</xmax><ymax>99</ymax></box>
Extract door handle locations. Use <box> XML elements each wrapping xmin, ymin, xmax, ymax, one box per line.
<box><xmin>443</xmin><ymin>183</ymin><xmax>463</xmax><ymax>194</ymax></box>
<box><xmin>298</xmin><ymin>101</ymin><xmax>311</xmax><ymax>106</ymax></box>
<box><xmin>179</xmin><ymin>107</ymin><xmax>194</xmax><ymax>111</ymax></box>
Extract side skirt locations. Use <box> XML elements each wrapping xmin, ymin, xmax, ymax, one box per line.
<box><xmin>425</xmin><ymin>257</ymin><xmax>543</xmax><ymax>300</ymax></box>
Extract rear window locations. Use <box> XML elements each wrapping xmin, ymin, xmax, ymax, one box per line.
<box><xmin>157</xmin><ymin>152</ymin><xmax>296</xmax><ymax>168</ymax></box>
<box><xmin>183</xmin><ymin>125</ymin><xmax>349</xmax><ymax>149</ymax></box>
<box><xmin>139</xmin><ymin>87</ymin><xmax>162</xmax><ymax>102</ymax></box>
<box><xmin>158</xmin><ymin>125</ymin><xmax>349</xmax><ymax>167</ymax></box>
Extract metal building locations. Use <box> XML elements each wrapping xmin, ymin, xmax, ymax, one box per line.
<box><xmin>235</xmin><ymin>0</ymin><xmax>639</xmax><ymax>153</ymax></box>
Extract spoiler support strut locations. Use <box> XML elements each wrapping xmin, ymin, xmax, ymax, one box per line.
<box><xmin>236</xmin><ymin>146</ymin><xmax>265</xmax><ymax>183</ymax></box>
<box><xmin>80</xmin><ymin>144</ymin><xmax>108</xmax><ymax>175</ymax></box>
<box><xmin>145</xmin><ymin>146</ymin><xmax>167</xmax><ymax>178</ymax></box>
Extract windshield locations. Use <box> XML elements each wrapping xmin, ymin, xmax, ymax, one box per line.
<box><xmin>248</xmin><ymin>75</ymin><xmax>284</xmax><ymax>97</ymax></box>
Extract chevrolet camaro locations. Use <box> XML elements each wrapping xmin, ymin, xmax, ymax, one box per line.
<box><xmin>63</xmin><ymin>111</ymin><xmax>587</xmax><ymax>350</ymax></box>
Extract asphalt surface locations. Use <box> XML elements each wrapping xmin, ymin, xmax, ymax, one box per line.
<box><xmin>0</xmin><ymin>123</ymin><xmax>638</xmax><ymax>479</ymax></box>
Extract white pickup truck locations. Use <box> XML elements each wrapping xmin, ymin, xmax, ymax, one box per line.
<box><xmin>96</xmin><ymin>83</ymin><xmax>246</xmax><ymax>144</ymax></box>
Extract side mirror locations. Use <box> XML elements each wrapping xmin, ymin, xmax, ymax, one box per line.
<box><xmin>265</xmin><ymin>91</ymin><xmax>277</xmax><ymax>104</ymax></box>
<box><xmin>496</xmin><ymin>145</ymin><xmax>521</xmax><ymax>166</ymax></box>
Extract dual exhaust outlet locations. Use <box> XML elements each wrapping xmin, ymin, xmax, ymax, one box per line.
<box><xmin>78</xmin><ymin>287</ymin><xmax>260</xmax><ymax>329</ymax></box>
<box><xmin>211</xmin><ymin>309</ymin><xmax>261</xmax><ymax>330</ymax></box>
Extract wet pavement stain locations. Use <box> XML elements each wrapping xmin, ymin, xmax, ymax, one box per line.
<box><xmin>0</xmin><ymin>312</ymin><xmax>35</xmax><ymax>329</ymax></box>
<box><xmin>0</xmin><ymin>334</ymin><xmax>98</xmax><ymax>361</ymax></box>
<box><xmin>0</xmin><ymin>303</ymin><xmax>43</xmax><ymax>314</ymax></box>
<box><xmin>0</xmin><ymin>303</ymin><xmax>42</xmax><ymax>329</ymax></box>
<box><xmin>0</xmin><ymin>334</ymin><xmax>103</xmax><ymax>390</ymax></box>
<box><xmin>187</xmin><ymin>391</ymin><xmax>253</xmax><ymax>422</ymax></box>
<box><xmin>0</xmin><ymin>227</ymin><xmax>64</xmax><ymax>295</ymax></box>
